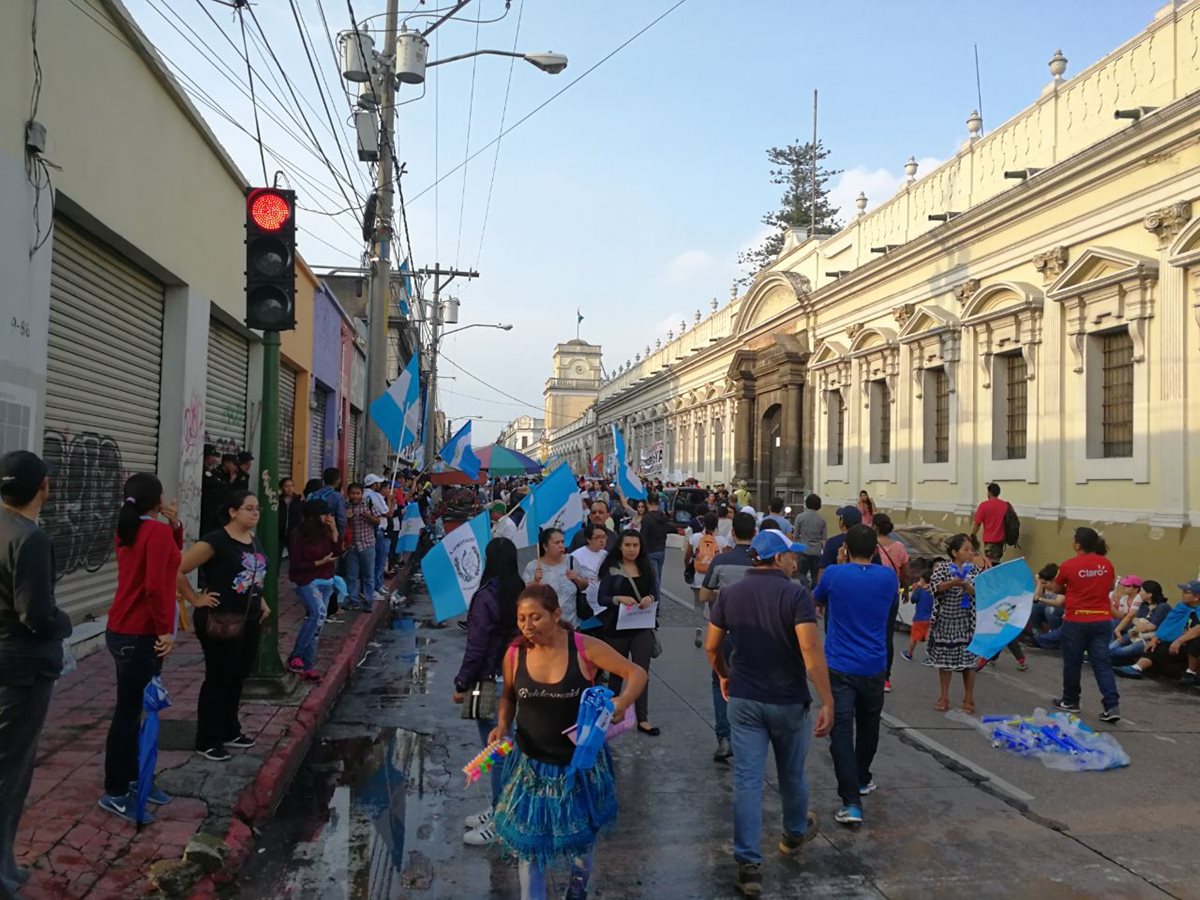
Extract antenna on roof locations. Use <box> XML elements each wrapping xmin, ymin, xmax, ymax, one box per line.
<box><xmin>974</xmin><ymin>44</ymin><xmax>984</xmax><ymax>137</ymax></box>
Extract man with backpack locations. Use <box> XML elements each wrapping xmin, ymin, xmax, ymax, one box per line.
<box><xmin>971</xmin><ymin>483</ymin><xmax>1018</xmax><ymax>564</ymax></box>
<box><xmin>686</xmin><ymin>513</ymin><xmax>729</xmax><ymax>601</ymax></box>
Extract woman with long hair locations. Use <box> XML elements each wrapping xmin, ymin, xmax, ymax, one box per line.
<box><xmin>857</xmin><ymin>490</ymin><xmax>876</xmax><ymax>528</ymax></box>
<box><xmin>278</xmin><ymin>477</ymin><xmax>302</xmax><ymax>552</ymax></box>
<box><xmin>453</xmin><ymin>537</ymin><xmax>523</xmax><ymax>846</ymax></box>
<box><xmin>1111</xmin><ymin>579</ymin><xmax>1170</xmax><ymax>663</ymax></box>
<box><xmin>99</xmin><ymin>474</ymin><xmax>182</xmax><ymax>823</ymax></box>
<box><xmin>596</xmin><ymin>529</ymin><xmax>661</xmax><ymax>736</ymax></box>
<box><xmin>1051</xmin><ymin>527</ymin><xmax>1121</xmax><ymax>721</ymax></box>
<box><xmin>522</xmin><ymin>527</ymin><xmax>590</xmax><ymax>628</ymax></box>
<box><xmin>872</xmin><ymin>513</ymin><xmax>909</xmax><ymax>692</ymax></box>
<box><xmin>927</xmin><ymin>533</ymin><xmax>979</xmax><ymax>713</ymax></box>
<box><xmin>176</xmin><ymin>489</ymin><xmax>270</xmax><ymax>762</ymax></box>
<box><xmin>490</xmin><ymin>584</ymin><xmax>646</xmax><ymax>900</ymax></box>
<box><xmin>286</xmin><ymin>499</ymin><xmax>340</xmax><ymax>679</ymax></box>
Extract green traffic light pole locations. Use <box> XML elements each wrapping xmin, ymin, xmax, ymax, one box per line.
<box><xmin>248</xmin><ymin>328</ymin><xmax>294</xmax><ymax>695</ymax></box>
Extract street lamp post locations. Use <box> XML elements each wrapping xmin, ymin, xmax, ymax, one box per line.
<box><xmin>425</xmin><ymin>316</ymin><xmax>512</xmax><ymax>464</ymax></box>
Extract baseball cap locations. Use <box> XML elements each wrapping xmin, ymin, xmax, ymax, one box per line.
<box><xmin>237</xmin><ymin>451</ymin><xmax>254</xmax><ymax>463</ymax></box>
<box><xmin>739</xmin><ymin>505</ymin><xmax>756</xmax><ymax>515</ymax></box>
<box><xmin>489</xmin><ymin>501</ymin><xmax>507</xmax><ymax>514</ymax></box>
<box><xmin>836</xmin><ymin>506</ymin><xmax>862</xmax><ymax>527</ymax></box>
<box><xmin>749</xmin><ymin>530</ymin><xmax>806</xmax><ymax>560</ymax></box>
<box><xmin>0</xmin><ymin>450</ymin><xmax>49</xmax><ymax>496</ymax></box>
<box><xmin>203</xmin><ymin>443</ymin><xmax>218</xmax><ymax>458</ymax></box>
<box><xmin>363</xmin><ymin>474</ymin><xmax>384</xmax><ymax>487</ymax></box>
<box><xmin>1178</xmin><ymin>580</ymin><xmax>1200</xmax><ymax>594</ymax></box>
<box><xmin>1118</xmin><ymin>575</ymin><xmax>1144</xmax><ymax>588</ymax></box>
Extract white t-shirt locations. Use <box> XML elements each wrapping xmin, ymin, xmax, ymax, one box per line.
<box><xmin>570</xmin><ymin>546</ymin><xmax>607</xmax><ymax>617</ymax></box>
<box><xmin>523</xmin><ymin>556</ymin><xmax>580</xmax><ymax>627</ymax></box>
<box><xmin>689</xmin><ymin>531</ymin><xmax>731</xmax><ymax>588</ymax></box>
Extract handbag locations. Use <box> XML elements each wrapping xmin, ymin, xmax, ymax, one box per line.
<box><xmin>651</xmin><ymin>631</ymin><xmax>663</xmax><ymax>658</ymax></box>
<box><xmin>569</xmin><ymin>557</ymin><xmax>594</xmax><ymax>624</ymax></box>
<box><xmin>202</xmin><ymin>606</ymin><xmax>250</xmax><ymax>640</ymax></box>
<box><xmin>460</xmin><ymin>678</ymin><xmax>499</xmax><ymax>720</ymax></box>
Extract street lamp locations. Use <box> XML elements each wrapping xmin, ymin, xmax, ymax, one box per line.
<box><xmin>426</xmin><ymin>50</ymin><xmax>568</xmax><ymax>75</ymax></box>
<box><xmin>441</xmin><ymin>322</ymin><xmax>513</xmax><ymax>339</ymax></box>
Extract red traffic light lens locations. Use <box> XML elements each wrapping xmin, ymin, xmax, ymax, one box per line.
<box><xmin>249</xmin><ymin>191</ymin><xmax>291</xmax><ymax>232</ymax></box>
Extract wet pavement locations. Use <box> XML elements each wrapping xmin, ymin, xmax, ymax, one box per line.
<box><xmin>228</xmin><ymin>551</ymin><xmax>1200</xmax><ymax>899</ymax></box>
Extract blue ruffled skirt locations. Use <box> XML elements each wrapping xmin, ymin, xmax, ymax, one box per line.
<box><xmin>493</xmin><ymin>745</ymin><xmax>617</xmax><ymax>867</ymax></box>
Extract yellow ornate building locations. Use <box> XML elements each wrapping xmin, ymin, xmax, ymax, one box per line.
<box><xmin>545</xmin><ymin>0</ymin><xmax>1200</xmax><ymax>585</ymax></box>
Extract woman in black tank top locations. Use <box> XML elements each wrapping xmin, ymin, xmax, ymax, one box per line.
<box><xmin>491</xmin><ymin>584</ymin><xmax>647</xmax><ymax>900</ymax></box>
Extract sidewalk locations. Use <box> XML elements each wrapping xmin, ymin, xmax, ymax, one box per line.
<box><xmin>14</xmin><ymin>583</ymin><xmax>388</xmax><ymax>899</ymax></box>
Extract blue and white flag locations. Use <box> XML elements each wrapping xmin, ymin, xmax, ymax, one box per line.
<box><xmin>397</xmin><ymin>257</ymin><xmax>414</xmax><ymax>317</ymax></box>
<box><xmin>420</xmin><ymin>509</ymin><xmax>492</xmax><ymax>622</ymax></box>
<box><xmin>612</xmin><ymin>424</ymin><xmax>646</xmax><ymax>501</ymax></box>
<box><xmin>508</xmin><ymin>491</ymin><xmax>535</xmax><ymax>550</ymax></box>
<box><xmin>529</xmin><ymin>463</ymin><xmax>584</xmax><ymax>546</ymax></box>
<box><xmin>438</xmin><ymin>421</ymin><xmax>481</xmax><ymax>479</ymax></box>
<box><xmin>395</xmin><ymin>501</ymin><xmax>423</xmax><ymax>553</ymax></box>
<box><xmin>968</xmin><ymin>558</ymin><xmax>1035</xmax><ymax>661</ymax></box>
<box><xmin>369</xmin><ymin>354</ymin><xmax>421</xmax><ymax>452</ymax></box>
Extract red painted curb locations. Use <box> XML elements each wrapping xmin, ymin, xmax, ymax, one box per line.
<box><xmin>186</xmin><ymin>604</ymin><xmax>387</xmax><ymax>897</ymax></box>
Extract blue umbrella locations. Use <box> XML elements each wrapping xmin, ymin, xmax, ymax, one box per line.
<box><xmin>135</xmin><ymin>675</ymin><xmax>172</xmax><ymax>828</ymax></box>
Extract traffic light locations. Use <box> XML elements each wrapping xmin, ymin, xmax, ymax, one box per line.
<box><xmin>244</xmin><ymin>187</ymin><xmax>296</xmax><ymax>331</ymax></box>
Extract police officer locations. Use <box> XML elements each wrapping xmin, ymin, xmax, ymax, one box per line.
<box><xmin>199</xmin><ymin>444</ymin><xmax>227</xmax><ymax>537</ymax></box>
<box><xmin>233</xmin><ymin>451</ymin><xmax>253</xmax><ymax>491</ymax></box>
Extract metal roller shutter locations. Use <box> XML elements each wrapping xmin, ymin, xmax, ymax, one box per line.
<box><xmin>347</xmin><ymin>409</ymin><xmax>361</xmax><ymax>482</ymax></box>
<box><xmin>42</xmin><ymin>218</ymin><xmax>165</xmax><ymax>622</ymax></box>
<box><xmin>279</xmin><ymin>364</ymin><xmax>297</xmax><ymax>483</ymax></box>
<box><xmin>309</xmin><ymin>388</ymin><xmax>328</xmax><ymax>481</ymax></box>
<box><xmin>205</xmin><ymin>320</ymin><xmax>249</xmax><ymax>454</ymax></box>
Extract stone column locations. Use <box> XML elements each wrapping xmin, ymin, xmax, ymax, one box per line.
<box><xmin>780</xmin><ymin>381</ymin><xmax>803</xmax><ymax>484</ymax></box>
<box><xmin>733</xmin><ymin>386</ymin><xmax>755</xmax><ymax>488</ymax></box>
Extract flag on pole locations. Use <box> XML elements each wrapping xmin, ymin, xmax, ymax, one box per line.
<box><xmin>508</xmin><ymin>491</ymin><xmax>535</xmax><ymax>550</ymax></box>
<box><xmin>612</xmin><ymin>424</ymin><xmax>646</xmax><ymax>500</ymax></box>
<box><xmin>369</xmin><ymin>354</ymin><xmax>421</xmax><ymax>452</ymax></box>
<box><xmin>528</xmin><ymin>463</ymin><xmax>584</xmax><ymax>546</ymax></box>
<box><xmin>420</xmin><ymin>509</ymin><xmax>493</xmax><ymax>622</ymax></box>
<box><xmin>577</xmin><ymin>309</ymin><xmax>583</xmax><ymax>325</ymax></box>
<box><xmin>395</xmin><ymin>501</ymin><xmax>423</xmax><ymax>553</ymax></box>
<box><xmin>968</xmin><ymin>559</ymin><xmax>1035</xmax><ymax>661</ymax></box>
<box><xmin>397</xmin><ymin>257</ymin><xmax>415</xmax><ymax>317</ymax></box>
<box><xmin>438</xmin><ymin>421</ymin><xmax>481</xmax><ymax>478</ymax></box>
<box><xmin>589</xmin><ymin>453</ymin><xmax>604</xmax><ymax>477</ymax></box>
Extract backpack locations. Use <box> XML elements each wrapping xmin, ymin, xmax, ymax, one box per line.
<box><xmin>1002</xmin><ymin>502</ymin><xmax>1021</xmax><ymax>546</ymax></box>
<box><xmin>695</xmin><ymin>533</ymin><xmax>720</xmax><ymax>574</ymax></box>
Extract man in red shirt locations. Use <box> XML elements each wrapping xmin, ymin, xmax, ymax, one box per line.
<box><xmin>1051</xmin><ymin>526</ymin><xmax>1121</xmax><ymax>722</ymax></box>
<box><xmin>970</xmin><ymin>483</ymin><xmax>1009</xmax><ymax>563</ymax></box>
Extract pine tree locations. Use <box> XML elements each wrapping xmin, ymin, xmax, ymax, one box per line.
<box><xmin>736</xmin><ymin>140</ymin><xmax>842</xmax><ymax>287</ymax></box>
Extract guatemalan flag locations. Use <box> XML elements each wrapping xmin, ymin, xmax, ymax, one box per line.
<box><xmin>369</xmin><ymin>353</ymin><xmax>421</xmax><ymax>452</ymax></box>
<box><xmin>438</xmin><ymin>421</ymin><xmax>481</xmax><ymax>479</ymax></box>
<box><xmin>968</xmin><ymin>559</ymin><xmax>1036</xmax><ymax>661</ymax></box>
<box><xmin>395</xmin><ymin>501</ymin><xmax>424</xmax><ymax>553</ymax></box>
<box><xmin>420</xmin><ymin>509</ymin><xmax>492</xmax><ymax>622</ymax></box>
<box><xmin>527</xmin><ymin>463</ymin><xmax>584</xmax><ymax>547</ymax></box>
<box><xmin>612</xmin><ymin>424</ymin><xmax>646</xmax><ymax>500</ymax></box>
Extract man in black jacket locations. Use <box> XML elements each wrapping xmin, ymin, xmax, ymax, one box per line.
<box><xmin>0</xmin><ymin>451</ymin><xmax>72</xmax><ymax>897</ymax></box>
<box><xmin>639</xmin><ymin>492</ymin><xmax>673</xmax><ymax>587</ymax></box>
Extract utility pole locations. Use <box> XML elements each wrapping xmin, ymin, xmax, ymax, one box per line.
<box><xmin>416</xmin><ymin>264</ymin><xmax>478</xmax><ymax>466</ymax></box>
<box><xmin>365</xmin><ymin>0</ymin><xmax>400</xmax><ymax>475</ymax></box>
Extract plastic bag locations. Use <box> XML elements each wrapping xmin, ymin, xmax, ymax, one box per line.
<box><xmin>950</xmin><ymin>707</ymin><xmax>1129</xmax><ymax>771</ymax></box>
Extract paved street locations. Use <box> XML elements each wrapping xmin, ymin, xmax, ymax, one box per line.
<box><xmin>228</xmin><ymin>548</ymin><xmax>1200</xmax><ymax>899</ymax></box>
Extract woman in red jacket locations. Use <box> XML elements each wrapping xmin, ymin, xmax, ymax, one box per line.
<box><xmin>99</xmin><ymin>473</ymin><xmax>182</xmax><ymax>824</ymax></box>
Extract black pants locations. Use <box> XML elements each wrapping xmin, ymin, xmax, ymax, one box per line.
<box><xmin>797</xmin><ymin>554</ymin><xmax>820</xmax><ymax>588</ymax></box>
<box><xmin>987</xmin><ymin>639</ymin><xmax>1026</xmax><ymax>663</ymax></box>
<box><xmin>104</xmin><ymin>632</ymin><xmax>162</xmax><ymax>795</ymax></box>
<box><xmin>603</xmin><ymin>630</ymin><xmax>655</xmax><ymax>724</ymax></box>
<box><xmin>194</xmin><ymin>611</ymin><xmax>261</xmax><ymax>750</ymax></box>
<box><xmin>828</xmin><ymin>669</ymin><xmax>886</xmax><ymax>805</ymax></box>
<box><xmin>0</xmin><ymin>677</ymin><xmax>54</xmax><ymax>896</ymax></box>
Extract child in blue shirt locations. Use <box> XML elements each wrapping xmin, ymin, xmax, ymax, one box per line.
<box><xmin>902</xmin><ymin>571</ymin><xmax>934</xmax><ymax>661</ymax></box>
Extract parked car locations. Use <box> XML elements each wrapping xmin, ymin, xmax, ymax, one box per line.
<box><xmin>888</xmin><ymin>524</ymin><xmax>956</xmax><ymax>628</ymax></box>
<box><xmin>667</xmin><ymin>486</ymin><xmax>709</xmax><ymax>533</ymax></box>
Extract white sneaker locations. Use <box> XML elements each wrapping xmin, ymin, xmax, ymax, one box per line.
<box><xmin>464</xmin><ymin>808</ymin><xmax>494</xmax><ymax>829</ymax></box>
<box><xmin>463</xmin><ymin>824</ymin><xmax>497</xmax><ymax>846</ymax></box>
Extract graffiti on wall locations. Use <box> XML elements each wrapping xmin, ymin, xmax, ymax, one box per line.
<box><xmin>179</xmin><ymin>390</ymin><xmax>205</xmax><ymax>537</ymax></box>
<box><xmin>41</xmin><ymin>430</ymin><xmax>125</xmax><ymax>579</ymax></box>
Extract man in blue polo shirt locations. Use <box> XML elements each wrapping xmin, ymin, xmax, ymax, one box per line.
<box><xmin>813</xmin><ymin>524</ymin><xmax>898</xmax><ymax>827</ymax></box>
<box><xmin>706</xmin><ymin>530</ymin><xmax>834</xmax><ymax>898</ymax></box>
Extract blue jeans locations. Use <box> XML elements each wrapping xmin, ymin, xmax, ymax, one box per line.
<box><xmin>290</xmin><ymin>581</ymin><xmax>331</xmax><ymax>668</ymax></box>
<box><xmin>1110</xmin><ymin>638</ymin><xmax>1146</xmax><ymax>663</ymax></box>
<box><xmin>712</xmin><ymin>634</ymin><xmax>732</xmax><ymax>740</ymax></box>
<box><xmin>728</xmin><ymin>697</ymin><xmax>813</xmax><ymax>864</ymax></box>
<box><xmin>474</xmin><ymin>718</ymin><xmax>504</xmax><ymax>808</ymax></box>
<box><xmin>374</xmin><ymin>531</ymin><xmax>390</xmax><ymax>595</ymax></box>
<box><xmin>344</xmin><ymin>545</ymin><xmax>377</xmax><ymax>606</ymax></box>
<box><xmin>1060</xmin><ymin>620</ymin><xmax>1120</xmax><ymax>710</ymax></box>
<box><xmin>828</xmin><ymin>670</ymin><xmax>885</xmax><ymax>806</ymax></box>
<box><xmin>648</xmin><ymin>550</ymin><xmax>665</xmax><ymax>589</ymax></box>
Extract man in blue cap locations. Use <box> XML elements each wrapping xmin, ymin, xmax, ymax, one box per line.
<box><xmin>705</xmin><ymin>529</ymin><xmax>833</xmax><ymax>898</ymax></box>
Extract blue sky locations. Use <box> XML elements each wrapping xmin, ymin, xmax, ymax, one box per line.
<box><xmin>123</xmin><ymin>0</ymin><xmax>1163</xmax><ymax>442</ymax></box>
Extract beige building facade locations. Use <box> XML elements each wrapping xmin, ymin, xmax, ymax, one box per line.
<box><xmin>543</xmin><ymin>340</ymin><xmax>603</xmax><ymax>433</ymax></box>
<box><xmin>546</xmin><ymin>0</ymin><xmax>1200</xmax><ymax>587</ymax></box>
<box><xmin>496</xmin><ymin>415</ymin><xmax>546</xmax><ymax>455</ymax></box>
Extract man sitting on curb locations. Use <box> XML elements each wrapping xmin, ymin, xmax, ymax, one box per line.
<box><xmin>1115</xmin><ymin>581</ymin><xmax>1200</xmax><ymax>685</ymax></box>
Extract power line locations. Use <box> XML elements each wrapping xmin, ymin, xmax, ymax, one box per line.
<box><xmin>438</xmin><ymin>352</ymin><xmax>543</xmax><ymax>410</ymax></box>
<box><xmin>441</xmin><ymin>386</ymin><xmax>541</xmax><ymax>412</ymax></box>
<box><xmin>235</xmin><ymin>3</ymin><xmax>268</xmax><ymax>183</ymax></box>
<box><xmin>410</xmin><ymin>0</ymin><xmax>692</xmax><ymax>205</ymax></box>
<box><xmin>454</xmin><ymin>5</ymin><xmax>482</xmax><ymax>263</ymax></box>
<box><xmin>472</xmin><ymin>0</ymin><xmax>522</xmax><ymax>273</ymax></box>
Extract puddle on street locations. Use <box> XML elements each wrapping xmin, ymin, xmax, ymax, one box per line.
<box><xmin>227</xmin><ymin>614</ymin><xmax>453</xmax><ymax>899</ymax></box>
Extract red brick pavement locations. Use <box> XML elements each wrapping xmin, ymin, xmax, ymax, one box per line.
<box><xmin>14</xmin><ymin>584</ymin><xmax>387</xmax><ymax>899</ymax></box>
